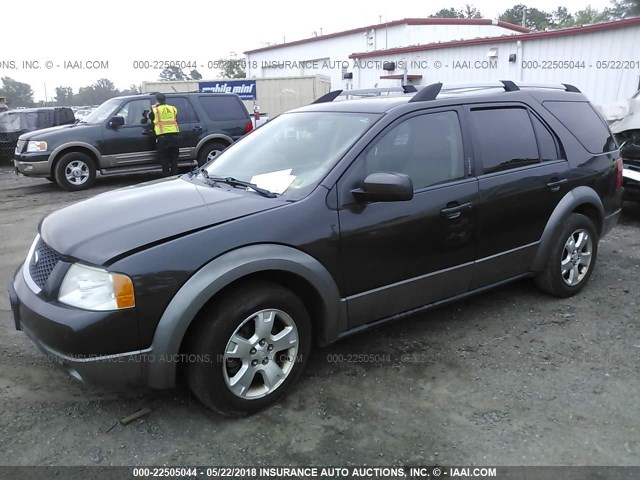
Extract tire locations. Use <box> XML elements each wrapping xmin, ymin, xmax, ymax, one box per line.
<box><xmin>54</xmin><ymin>152</ymin><xmax>96</xmax><ymax>191</ymax></box>
<box><xmin>186</xmin><ymin>281</ymin><xmax>312</xmax><ymax>417</ymax></box>
<box><xmin>197</xmin><ymin>142</ymin><xmax>227</xmax><ymax>167</ymax></box>
<box><xmin>535</xmin><ymin>213</ymin><xmax>599</xmax><ymax>297</ymax></box>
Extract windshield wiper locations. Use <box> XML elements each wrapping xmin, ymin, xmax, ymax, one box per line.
<box><xmin>197</xmin><ymin>170</ymin><xmax>277</xmax><ymax>198</ymax></box>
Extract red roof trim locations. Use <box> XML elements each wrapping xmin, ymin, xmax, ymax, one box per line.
<box><xmin>243</xmin><ymin>18</ymin><xmax>530</xmax><ymax>54</ymax></box>
<box><xmin>350</xmin><ymin>16</ymin><xmax>640</xmax><ymax>59</ymax></box>
<box><xmin>380</xmin><ymin>74</ymin><xmax>423</xmax><ymax>79</ymax></box>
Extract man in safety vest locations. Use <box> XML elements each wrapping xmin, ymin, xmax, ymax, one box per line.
<box><xmin>149</xmin><ymin>93</ymin><xmax>180</xmax><ymax>176</ymax></box>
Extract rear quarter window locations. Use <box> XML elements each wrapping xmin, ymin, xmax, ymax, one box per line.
<box><xmin>543</xmin><ymin>101</ymin><xmax>616</xmax><ymax>154</ymax></box>
<box><xmin>198</xmin><ymin>96</ymin><xmax>247</xmax><ymax>121</ymax></box>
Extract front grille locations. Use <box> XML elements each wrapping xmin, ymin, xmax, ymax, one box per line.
<box><xmin>28</xmin><ymin>239</ymin><xmax>62</xmax><ymax>289</ymax></box>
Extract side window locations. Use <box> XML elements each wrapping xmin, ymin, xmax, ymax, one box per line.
<box><xmin>365</xmin><ymin>111</ymin><xmax>465</xmax><ymax>190</ymax></box>
<box><xmin>531</xmin><ymin>114</ymin><xmax>560</xmax><ymax>161</ymax></box>
<box><xmin>114</xmin><ymin>99</ymin><xmax>151</xmax><ymax>126</ymax></box>
<box><xmin>470</xmin><ymin>108</ymin><xmax>539</xmax><ymax>174</ymax></box>
<box><xmin>543</xmin><ymin>101</ymin><xmax>616</xmax><ymax>154</ymax></box>
<box><xmin>199</xmin><ymin>96</ymin><xmax>247</xmax><ymax>121</ymax></box>
<box><xmin>168</xmin><ymin>97</ymin><xmax>199</xmax><ymax>124</ymax></box>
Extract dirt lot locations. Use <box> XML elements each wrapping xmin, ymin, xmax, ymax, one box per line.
<box><xmin>0</xmin><ymin>166</ymin><xmax>639</xmax><ymax>467</ymax></box>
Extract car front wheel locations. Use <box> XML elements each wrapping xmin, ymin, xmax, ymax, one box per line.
<box><xmin>54</xmin><ymin>152</ymin><xmax>96</xmax><ymax>191</ymax></box>
<box><xmin>535</xmin><ymin>213</ymin><xmax>599</xmax><ymax>297</ymax></box>
<box><xmin>186</xmin><ymin>281</ymin><xmax>311</xmax><ymax>417</ymax></box>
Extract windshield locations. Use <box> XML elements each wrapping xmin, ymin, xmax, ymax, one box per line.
<box><xmin>0</xmin><ymin>111</ymin><xmax>39</xmax><ymax>132</ymax></box>
<box><xmin>82</xmin><ymin>98</ymin><xmax>120</xmax><ymax>124</ymax></box>
<box><xmin>202</xmin><ymin>111</ymin><xmax>379</xmax><ymax>198</ymax></box>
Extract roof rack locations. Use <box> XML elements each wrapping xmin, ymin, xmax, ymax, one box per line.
<box><xmin>313</xmin><ymin>85</ymin><xmax>417</xmax><ymax>104</ymax></box>
<box><xmin>409</xmin><ymin>80</ymin><xmax>581</xmax><ymax>102</ymax></box>
<box><xmin>313</xmin><ymin>81</ymin><xmax>581</xmax><ymax>104</ymax></box>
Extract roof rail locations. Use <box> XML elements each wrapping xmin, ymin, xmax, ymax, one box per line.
<box><xmin>313</xmin><ymin>85</ymin><xmax>416</xmax><ymax>104</ymax></box>
<box><xmin>313</xmin><ymin>81</ymin><xmax>582</xmax><ymax>105</ymax></box>
<box><xmin>409</xmin><ymin>82</ymin><xmax>442</xmax><ymax>102</ymax></box>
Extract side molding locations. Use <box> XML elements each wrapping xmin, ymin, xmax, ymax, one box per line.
<box><xmin>145</xmin><ymin>244</ymin><xmax>345</xmax><ymax>389</ymax></box>
<box><xmin>530</xmin><ymin>186</ymin><xmax>604</xmax><ymax>272</ymax></box>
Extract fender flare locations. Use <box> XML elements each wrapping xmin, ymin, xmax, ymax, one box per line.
<box><xmin>49</xmin><ymin>142</ymin><xmax>101</xmax><ymax>168</ymax></box>
<box><xmin>194</xmin><ymin>134</ymin><xmax>234</xmax><ymax>158</ymax></box>
<box><xmin>531</xmin><ymin>186</ymin><xmax>604</xmax><ymax>272</ymax></box>
<box><xmin>145</xmin><ymin>244</ymin><xmax>345</xmax><ymax>389</ymax></box>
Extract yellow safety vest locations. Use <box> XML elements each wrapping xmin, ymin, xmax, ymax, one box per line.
<box><xmin>152</xmin><ymin>103</ymin><xmax>179</xmax><ymax>135</ymax></box>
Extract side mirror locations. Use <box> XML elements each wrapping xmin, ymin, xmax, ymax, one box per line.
<box><xmin>351</xmin><ymin>172</ymin><xmax>414</xmax><ymax>203</ymax></box>
<box><xmin>141</xmin><ymin>110</ymin><xmax>149</xmax><ymax>125</ymax></box>
<box><xmin>108</xmin><ymin>116</ymin><xmax>125</xmax><ymax>128</ymax></box>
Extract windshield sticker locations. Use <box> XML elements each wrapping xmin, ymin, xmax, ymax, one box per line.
<box><xmin>250</xmin><ymin>169</ymin><xmax>297</xmax><ymax>195</ymax></box>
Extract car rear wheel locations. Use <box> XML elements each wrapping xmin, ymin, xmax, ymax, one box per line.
<box><xmin>535</xmin><ymin>213</ymin><xmax>598</xmax><ymax>297</ymax></box>
<box><xmin>197</xmin><ymin>142</ymin><xmax>227</xmax><ymax>166</ymax></box>
<box><xmin>186</xmin><ymin>281</ymin><xmax>311</xmax><ymax>417</ymax></box>
<box><xmin>54</xmin><ymin>152</ymin><xmax>96</xmax><ymax>191</ymax></box>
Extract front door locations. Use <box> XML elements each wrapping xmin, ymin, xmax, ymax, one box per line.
<box><xmin>101</xmin><ymin>98</ymin><xmax>155</xmax><ymax>167</ymax></box>
<box><xmin>337</xmin><ymin>108</ymin><xmax>479</xmax><ymax>328</ymax></box>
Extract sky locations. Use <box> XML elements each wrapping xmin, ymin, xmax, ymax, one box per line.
<box><xmin>3</xmin><ymin>0</ymin><xmax>615</xmax><ymax>101</ymax></box>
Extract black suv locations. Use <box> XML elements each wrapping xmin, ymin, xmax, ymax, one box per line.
<box><xmin>13</xmin><ymin>93</ymin><xmax>253</xmax><ymax>190</ymax></box>
<box><xmin>8</xmin><ymin>81</ymin><xmax>623</xmax><ymax>417</ymax></box>
<box><xmin>0</xmin><ymin>107</ymin><xmax>75</xmax><ymax>165</ymax></box>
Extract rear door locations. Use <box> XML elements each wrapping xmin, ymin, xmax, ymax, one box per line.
<box><xmin>466</xmin><ymin>103</ymin><xmax>569</xmax><ymax>288</ymax></box>
<box><xmin>166</xmin><ymin>96</ymin><xmax>196</xmax><ymax>162</ymax></box>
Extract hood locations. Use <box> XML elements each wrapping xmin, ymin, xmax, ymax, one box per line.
<box><xmin>19</xmin><ymin>122</ymin><xmax>93</xmax><ymax>141</ymax></box>
<box><xmin>40</xmin><ymin>176</ymin><xmax>287</xmax><ymax>265</ymax></box>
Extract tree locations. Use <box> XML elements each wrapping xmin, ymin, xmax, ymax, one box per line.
<box><xmin>610</xmin><ymin>0</ymin><xmax>640</xmax><ymax>17</ymax></box>
<box><xmin>573</xmin><ymin>6</ymin><xmax>610</xmax><ymax>25</ymax></box>
<box><xmin>430</xmin><ymin>4</ymin><xmax>482</xmax><ymax>18</ymax></box>
<box><xmin>551</xmin><ymin>6</ymin><xmax>575</xmax><ymax>27</ymax></box>
<box><xmin>73</xmin><ymin>78</ymin><xmax>119</xmax><ymax>105</ymax></box>
<box><xmin>500</xmin><ymin>4</ymin><xmax>552</xmax><ymax>30</ymax></box>
<box><xmin>190</xmin><ymin>69</ymin><xmax>203</xmax><ymax>80</ymax></box>
<box><xmin>54</xmin><ymin>86</ymin><xmax>74</xmax><ymax>105</ymax></box>
<box><xmin>462</xmin><ymin>4</ymin><xmax>482</xmax><ymax>18</ymax></box>
<box><xmin>430</xmin><ymin>7</ymin><xmax>463</xmax><ymax>18</ymax></box>
<box><xmin>217</xmin><ymin>56</ymin><xmax>246</xmax><ymax>79</ymax></box>
<box><xmin>159</xmin><ymin>66</ymin><xmax>189</xmax><ymax>81</ymax></box>
<box><xmin>0</xmin><ymin>77</ymin><xmax>34</xmax><ymax>107</ymax></box>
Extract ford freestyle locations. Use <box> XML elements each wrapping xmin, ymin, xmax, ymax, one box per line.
<box><xmin>9</xmin><ymin>81</ymin><xmax>623</xmax><ymax>416</ymax></box>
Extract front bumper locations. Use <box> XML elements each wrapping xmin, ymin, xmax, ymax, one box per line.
<box><xmin>14</xmin><ymin>153</ymin><xmax>51</xmax><ymax>176</ymax></box>
<box><xmin>9</xmin><ymin>266</ymin><xmax>152</xmax><ymax>387</ymax></box>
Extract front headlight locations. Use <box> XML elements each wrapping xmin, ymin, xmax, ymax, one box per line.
<box><xmin>26</xmin><ymin>140</ymin><xmax>48</xmax><ymax>153</ymax></box>
<box><xmin>58</xmin><ymin>264</ymin><xmax>135</xmax><ymax>311</ymax></box>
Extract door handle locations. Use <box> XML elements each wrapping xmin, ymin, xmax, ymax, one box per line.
<box><xmin>142</xmin><ymin>129</ymin><xmax>153</xmax><ymax>136</ymax></box>
<box><xmin>441</xmin><ymin>202</ymin><xmax>472</xmax><ymax>219</ymax></box>
<box><xmin>192</xmin><ymin>126</ymin><xmax>203</xmax><ymax>131</ymax></box>
<box><xmin>547</xmin><ymin>178</ymin><xmax>568</xmax><ymax>192</ymax></box>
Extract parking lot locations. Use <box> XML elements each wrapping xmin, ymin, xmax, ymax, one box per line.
<box><xmin>0</xmin><ymin>165</ymin><xmax>639</xmax><ymax>467</ymax></box>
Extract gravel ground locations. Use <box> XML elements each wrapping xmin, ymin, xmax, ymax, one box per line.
<box><xmin>0</xmin><ymin>166</ymin><xmax>639</xmax><ymax>467</ymax></box>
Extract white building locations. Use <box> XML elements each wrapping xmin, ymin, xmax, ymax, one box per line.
<box><xmin>245</xmin><ymin>18</ymin><xmax>529</xmax><ymax>92</ymax></box>
<box><xmin>245</xmin><ymin>17</ymin><xmax>640</xmax><ymax>105</ymax></box>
